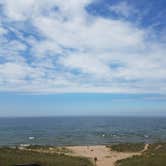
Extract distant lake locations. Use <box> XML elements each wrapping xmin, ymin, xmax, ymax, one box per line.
<box><xmin>0</xmin><ymin>116</ymin><xmax>166</xmax><ymax>146</ymax></box>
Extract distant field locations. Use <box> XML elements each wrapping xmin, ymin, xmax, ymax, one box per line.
<box><xmin>0</xmin><ymin>147</ymin><xmax>93</xmax><ymax>166</ymax></box>
<box><xmin>115</xmin><ymin>143</ymin><xmax>166</xmax><ymax>166</ymax></box>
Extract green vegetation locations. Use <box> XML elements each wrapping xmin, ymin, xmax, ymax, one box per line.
<box><xmin>108</xmin><ymin>143</ymin><xmax>145</xmax><ymax>152</ymax></box>
<box><xmin>26</xmin><ymin>145</ymin><xmax>52</xmax><ymax>150</ymax></box>
<box><xmin>26</xmin><ymin>145</ymin><xmax>71</xmax><ymax>153</ymax></box>
<box><xmin>0</xmin><ymin>147</ymin><xmax>93</xmax><ymax>166</ymax></box>
<box><xmin>116</xmin><ymin>143</ymin><xmax>166</xmax><ymax>166</ymax></box>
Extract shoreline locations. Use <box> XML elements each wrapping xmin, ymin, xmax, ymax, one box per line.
<box><xmin>0</xmin><ymin>140</ymin><xmax>156</xmax><ymax>148</ymax></box>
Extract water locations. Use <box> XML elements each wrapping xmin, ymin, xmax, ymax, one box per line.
<box><xmin>0</xmin><ymin>116</ymin><xmax>166</xmax><ymax>146</ymax></box>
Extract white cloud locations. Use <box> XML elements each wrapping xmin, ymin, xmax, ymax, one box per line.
<box><xmin>1</xmin><ymin>0</ymin><xmax>92</xmax><ymax>21</ymax></box>
<box><xmin>0</xmin><ymin>27</ymin><xmax>7</xmax><ymax>35</ymax></box>
<box><xmin>0</xmin><ymin>38</ymin><xmax>27</xmax><ymax>63</ymax></box>
<box><xmin>109</xmin><ymin>1</ymin><xmax>138</xmax><ymax>18</ymax></box>
<box><xmin>0</xmin><ymin>0</ymin><xmax>165</xmax><ymax>93</ymax></box>
<box><xmin>0</xmin><ymin>63</ymin><xmax>29</xmax><ymax>79</ymax></box>
<box><xmin>34</xmin><ymin>16</ymin><xmax>145</xmax><ymax>52</ymax></box>
<box><xmin>59</xmin><ymin>53</ymin><xmax>111</xmax><ymax>77</ymax></box>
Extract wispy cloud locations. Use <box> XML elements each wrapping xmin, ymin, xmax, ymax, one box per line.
<box><xmin>109</xmin><ymin>1</ymin><xmax>138</xmax><ymax>18</ymax></box>
<box><xmin>0</xmin><ymin>0</ymin><xmax>165</xmax><ymax>93</ymax></box>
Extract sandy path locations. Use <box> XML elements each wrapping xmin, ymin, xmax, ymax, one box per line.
<box><xmin>67</xmin><ymin>145</ymin><xmax>140</xmax><ymax>166</ymax></box>
<box><xmin>141</xmin><ymin>144</ymin><xmax>149</xmax><ymax>152</ymax></box>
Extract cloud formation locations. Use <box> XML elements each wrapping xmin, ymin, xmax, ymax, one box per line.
<box><xmin>109</xmin><ymin>1</ymin><xmax>138</xmax><ymax>18</ymax></box>
<box><xmin>0</xmin><ymin>0</ymin><xmax>165</xmax><ymax>93</ymax></box>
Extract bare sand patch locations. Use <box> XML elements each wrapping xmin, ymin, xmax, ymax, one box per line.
<box><xmin>66</xmin><ymin>145</ymin><xmax>143</xmax><ymax>166</ymax></box>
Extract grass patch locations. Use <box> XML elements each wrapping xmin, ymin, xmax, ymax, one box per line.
<box><xmin>26</xmin><ymin>145</ymin><xmax>71</xmax><ymax>153</ymax></box>
<box><xmin>116</xmin><ymin>143</ymin><xmax>166</xmax><ymax>166</ymax></box>
<box><xmin>108</xmin><ymin>143</ymin><xmax>145</xmax><ymax>152</ymax></box>
<box><xmin>0</xmin><ymin>147</ymin><xmax>93</xmax><ymax>166</ymax></box>
<box><xmin>26</xmin><ymin>145</ymin><xmax>52</xmax><ymax>150</ymax></box>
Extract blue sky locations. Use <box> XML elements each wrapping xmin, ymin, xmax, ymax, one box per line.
<box><xmin>0</xmin><ymin>93</ymin><xmax>166</xmax><ymax>117</ymax></box>
<box><xmin>0</xmin><ymin>0</ymin><xmax>166</xmax><ymax>116</ymax></box>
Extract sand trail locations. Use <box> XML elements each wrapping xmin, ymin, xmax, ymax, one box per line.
<box><xmin>67</xmin><ymin>145</ymin><xmax>140</xmax><ymax>166</ymax></box>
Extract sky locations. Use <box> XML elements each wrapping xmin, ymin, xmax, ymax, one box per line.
<box><xmin>0</xmin><ymin>0</ymin><xmax>166</xmax><ymax>116</ymax></box>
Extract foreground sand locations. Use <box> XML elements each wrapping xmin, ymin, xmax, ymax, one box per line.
<box><xmin>66</xmin><ymin>145</ymin><xmax>147</xmax><ymax>166</ymax></box>
<box><xmin>22</xmin><ymin>144</ymin><xmax>148</xmax><ymax>166</ymax></box>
